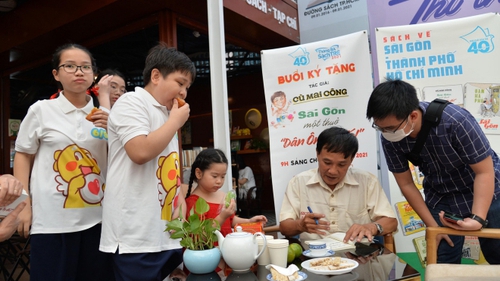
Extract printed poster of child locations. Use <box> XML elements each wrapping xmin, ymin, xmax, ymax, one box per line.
<box><xmin>269</xmin><ymin>91</ymin><xmax>295</xmax><ymax>129</ymax></box>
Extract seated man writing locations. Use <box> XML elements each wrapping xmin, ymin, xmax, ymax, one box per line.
<box><xmin>279</xmin><ymin>127</ymin><xmax>397</xmax><ymax>245</ymax></box>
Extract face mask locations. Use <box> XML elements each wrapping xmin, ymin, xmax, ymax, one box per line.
<box><xmin>382</xmin><ymin>120</ymin><xmax>414</xmax><ymax>142</ymax></box>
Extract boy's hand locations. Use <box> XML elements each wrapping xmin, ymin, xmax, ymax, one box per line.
<box><xmin>170</xmin><ymin>98</ymin><xmax>190</xmax><ymax>129</ymax></box>
<box><xmin>89</xmin><ymin>110</ymin><xmax>109</xmax><ymax>130</ymax></box>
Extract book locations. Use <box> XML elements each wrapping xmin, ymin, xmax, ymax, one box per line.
<box><xmin>412</xmin><ymin>235</ymin><xmax>427</xmax><ymax>268</ymax></box>
<box><xmin>235</xmin><ymin>222</ymin><xmax>264</xmax><ymax>234</ymax></box>
<box><xmin>307</xmin><ymin>232</ymin><xmax>370</xmax><ymax>251</ymax></box>
<box><xmin>409</xmin><ymin>162</ymin><xmax>424</xmax><ymax>190</ymax></box>
<box><xmin>462</xmin><ymin>236</ymin><xmax>480</xmax><ymax>260</ymax></box>
<box><xmin>395</xmin><ymin>201</ymin><xmax>426</xmax><ymax>236</ymax></box>
<box><xmin>0</xmin><ymin>189</ymin><xmax>28</xmax><ymax>218</ymax></box>
<box><xmin>409</xmin><ymin>161</ymin><xmax>426</xmax><ymax>199</ymax></box>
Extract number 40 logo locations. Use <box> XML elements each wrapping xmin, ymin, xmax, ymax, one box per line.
<box><xmin>288</xmin><ymin>47</ymin><xmax>310</xmax><ymax>67</ymax></box>
<box><xmin>467</xmin><ymin>40</ymin><xmax>492</xmax><ymax>54</ymax></box>
<box><xmin>460</xmin><ymin>26</ymin><xmax>495</xmax><ymax>54</ymax></box>
<box><xmin>293</xmin><ymin>56</ymin><xmax>309</xmax><ymax>66</ymax></box>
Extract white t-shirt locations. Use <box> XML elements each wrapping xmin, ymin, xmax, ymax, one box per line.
<box><xmin>15</xmin><ymin>93</ymin><xmax>108</xmax><ymax>234</ymax></box>
<box><xmin>100</xmin><ymin>87</ymin><xmax>182</xmax><ymax>254</ymax></box>
<box><xmin>238</xmin><ymin>166</ymin><xmax>256</xmax><ymax>199</ymax></box>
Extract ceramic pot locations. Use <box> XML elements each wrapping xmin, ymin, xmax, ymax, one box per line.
<box><xmin>216</xmin><ymin>226</ymin><xmax>266</xmax><ymax>272</ymax></box>
<box><xmin>183</xmin><ymin>248</ymin><xmax>221</xmax><ymax>274</ymax></box>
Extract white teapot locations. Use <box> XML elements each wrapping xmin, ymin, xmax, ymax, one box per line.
<box><xmin>215</xmin><ymin>226</ymin><xmax>267</xmax><ymax>272</ymax></box>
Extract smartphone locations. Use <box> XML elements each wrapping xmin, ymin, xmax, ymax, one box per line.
<box><xmin>443</xmin><ymin>211</ymin><xmax>463</xmax><ymax>224</ymax></box>
<box><xmin>350</xmin><ymin>242</ymin><xmax>378</xmax><ymax>257</ymax></box>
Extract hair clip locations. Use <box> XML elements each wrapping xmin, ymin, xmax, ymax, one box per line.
<box><xmin>86</xmin><ymin>86</ymin><xmax>100</xmax><ymax>96</ymax></box>
<box><xmin>50</xmin><ymin>89</ymin><xmax>62</xmax><ymax>99</ymax></box>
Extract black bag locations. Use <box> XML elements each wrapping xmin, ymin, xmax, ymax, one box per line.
<box><xmin>405</xmin><ymin>98</ymin><xmax>450</xmax><ymax>166</ymax></box>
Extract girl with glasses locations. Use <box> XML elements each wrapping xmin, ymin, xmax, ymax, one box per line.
<box><xmin>13</xmin><ymin>43</ymin><xmax>114</xmax><ymax>281</ymax></box>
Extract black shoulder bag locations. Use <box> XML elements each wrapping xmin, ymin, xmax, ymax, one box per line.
<box><xmin>405</xmin><ymin>98</ymin><xmax>450</xmax><ymax>166</ymax></box>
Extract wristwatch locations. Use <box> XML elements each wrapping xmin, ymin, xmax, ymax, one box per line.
<box><xmin>470</xmin><ymin>214</ymin><xmax>488</xmax><ymax>228</ymax></box>
<box><xmin>374</xmin><ymin>222</ymin><xmax>383</xmax><ymax>235</ymax></box>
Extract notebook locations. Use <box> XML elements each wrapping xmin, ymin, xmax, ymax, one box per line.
<box><xmin>305</xmin><ymin>232</ymin><xmax>370</xmax><ymax>251</ymax></box>
<box><xmin>0</xmin><ymin>190</ymin><xmax>28</xmax><ymax>218</ymax></box>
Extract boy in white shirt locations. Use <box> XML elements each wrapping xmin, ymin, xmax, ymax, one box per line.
<box><xmin>100</xmin><ymin>43</ymin><xmax>195</xmax><ymax>281</ymax></box>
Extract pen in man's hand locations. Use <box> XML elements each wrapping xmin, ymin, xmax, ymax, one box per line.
<box><xmin>307</xmin><ymin>206</ymin><xmax>319</xmax><ymax>225</ymax></box>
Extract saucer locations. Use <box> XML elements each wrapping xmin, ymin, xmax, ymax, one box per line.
<box><xmin>302</xmin><ymin>249</ymin><xmax>335</xmax><ymax>258</ymax></box>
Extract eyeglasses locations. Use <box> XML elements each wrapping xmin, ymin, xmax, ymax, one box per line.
<box><xmin>110</xmin><ymin>83</ymin><xmax>127</xmax><ymax>94</ymax></box>
<box><xmin>58</xmin><ymin>64</ymin><xmax>95</xmax><ymax>74</ymax></box>
<box><xmin>372</xmin><ymin>117</ymin><xmax>408</xmax><ymax>133</ymax></box>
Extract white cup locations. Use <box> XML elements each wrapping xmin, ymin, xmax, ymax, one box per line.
<box><xmin>307</xmin><ymin>241</ymin><xmax>329</xmax><ymax>257</ymax></box>
<box><xmin>256</xmin><ymin>235</ymin><xmax>274</xmax><ymax>266</ymax></box>
<box><xmin>267</xmin><ymin>239</ymin><xmax>289</xmax><ymax>268</ymax></box>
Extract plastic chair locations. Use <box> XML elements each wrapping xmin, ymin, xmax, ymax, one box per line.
<box><xmin>425</xmin><ymin>226</ymin><xmax>500</xmax><ymax>281</ymax></box>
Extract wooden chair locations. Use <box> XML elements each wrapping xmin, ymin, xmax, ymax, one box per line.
<box><xmin>382</xmin><ymin>232</ymin><xmax>395</xmax><ymax>254</ymax></box>
<box><xmin>425</xmin><ymin>226</ymin><xmax>500</xmax><ymax>281</ymax></box>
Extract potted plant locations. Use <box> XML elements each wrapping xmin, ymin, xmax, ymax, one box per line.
<box><xmin>166</xmin><ymin>196</ymin><xmax>221</xmax><ymax>274</ymax></box>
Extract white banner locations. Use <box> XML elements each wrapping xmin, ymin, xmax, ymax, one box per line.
<box><xmin>298</xmin><ymin>0</ymin><xmax>369</xmax><ymax>44</ymax></box>
<box><xmin>261</xmin><ymin>31</ymin><xmax>377</xmax><ymax>222</ymax></box>
<box><xmin>375</xmin><ymin>12</ymin><xmax>500</xmax><ymax>135</ymax></box>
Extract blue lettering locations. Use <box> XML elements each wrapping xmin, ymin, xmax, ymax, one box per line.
<box><xmin>389</xmin><ymin>0</ymin><xmax>464</xmax><ymax>24</ymax></box>
<box><xmin>91</xmin><ymin>128</ymin><xmax>108</xmax><ymax>140</ymax></box>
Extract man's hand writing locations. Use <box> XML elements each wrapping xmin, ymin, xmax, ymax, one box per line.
<box><xmin>299</xmin><ymin>212</ymin><xmax>329</xmax><ymax>235</ymax></box>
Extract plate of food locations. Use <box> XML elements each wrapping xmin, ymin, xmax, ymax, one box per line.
<box><xmin>266</xmin><ymin>264</ymin><xmax>307</xmax><ymax>280</ymax></box>
<box><xmin>266</xmin><ymin>271</ymin><xmax>307</xmax><ymax>281</ymax></box>
<box><xmin>301</xmin><ymin>257</ymin><xmax>358</xmax><ymax>275</ymax></box>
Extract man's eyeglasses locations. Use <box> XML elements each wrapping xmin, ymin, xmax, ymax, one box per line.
<box><xmin>371</xmin><ymin>117</ymin><xmax>408</xmax><ymax>133</ymax></box>
<box><xmin>58</xmin><ymin>64</ymin><xmax>95</xmax><ymax>74</ymax></box>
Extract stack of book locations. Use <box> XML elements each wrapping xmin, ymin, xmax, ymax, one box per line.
<box><xmin>182</xmin><ymin>146</ymin><xmax>207</xmax><ymax>168</ymax></box>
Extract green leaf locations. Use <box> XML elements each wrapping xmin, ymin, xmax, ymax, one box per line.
<box><xmin>169</xmin><ymin>231</ymin><xmax>184</xmax><ymax>240</ymax></box>
<box><xmin>163</xmin><ymin>196</ymin><xmax>221</xmax><ymax>250</ymax></box>
<box><xmin>165</xmin><ymin>219</ymin><xmax>183</xmax><ymax>232</ymax></box>
<box><xmin>195</xmin><ymin>196</ymin><xmax>210</xmax><ymax>215</ymax></box>
<box><xmin>188</xmin><ymin>213</ymin><xmax>201</xmax><ymax>231</ymax></box>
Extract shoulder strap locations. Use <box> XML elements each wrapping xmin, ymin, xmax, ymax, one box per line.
<box><xmin>406</xmin><ymin>99</ymin><xmax>450</xmax><ymax>166</ymax></box>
